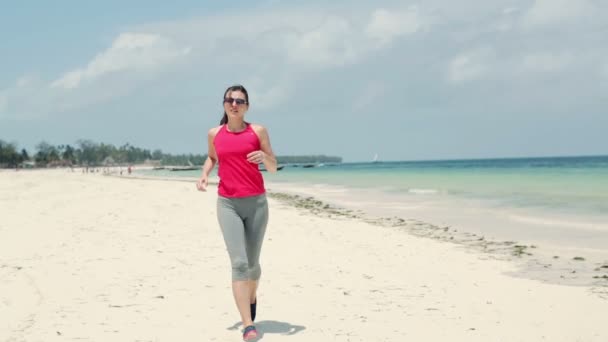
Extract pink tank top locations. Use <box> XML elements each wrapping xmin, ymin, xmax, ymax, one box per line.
<box><xmin>214</xmin><ymin>124</ymin><xmax>266</xmax><ymax>198</ymax></box>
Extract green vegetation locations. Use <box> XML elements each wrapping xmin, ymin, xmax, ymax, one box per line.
<box><xmin>1</xmin><ymin>139</ymin><xmax>206</xmax><ymax>168</ymax></box>
<box><xmin>0</xmin><ymin>140</ymin><xmax>28</xmax><ymax>168</ymax></box>
<box><xmin>1</xmin><ymin>139</ymin><xmax>342</xmax><ymax>168</ymax></box>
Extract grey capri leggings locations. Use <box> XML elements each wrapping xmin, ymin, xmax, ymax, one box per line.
<box><xmin>217</xmin><ymin>194</ymin><xmax>269</xmax><ymax>281</ymax></box>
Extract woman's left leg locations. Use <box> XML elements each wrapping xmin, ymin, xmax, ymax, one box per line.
<box><xmin>243</xmin><ymin>195</ymin><xmax>269</xmax><ymax>319</ymax></box>
<box><xmin>248</xmin><ymin>280</ymin><xmax>258</xmax><ymax>321</ymax></box>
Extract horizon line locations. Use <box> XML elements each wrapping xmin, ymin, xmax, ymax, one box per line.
<box><xmin>345</xmin><ymin>153</ymin><xmax>608</xmax><ymax>164</ymax></box>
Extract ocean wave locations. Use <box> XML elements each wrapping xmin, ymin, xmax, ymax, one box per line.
<box><xmin>508</xmin><ymin>214</ymin><xmax>608</xmax><ymax>231</ymax></box>
<box><xmin>408</xmin><ymin>188</ymin><xmax>439</xmax><ymax>195</ymax></box>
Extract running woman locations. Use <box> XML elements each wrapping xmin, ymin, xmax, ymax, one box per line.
<box><xmin>196</xmin><ymin>84</ymin><xmax>277</xmax><ymax>341</ymax></box>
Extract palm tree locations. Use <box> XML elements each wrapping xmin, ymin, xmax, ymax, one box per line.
<box><xmin>62</xmin><ymin>145</ymin><xmax>75</xmax><ymax>164</ymax></box>
<box><xmin>21</xmin><ymin>148</ymin><xmax>29</xmax><ymax>162</ymax></box>
<box><xmin>0</xmin><ymin>140</ymin><xmax>19</xmax><ymax>167</ymax></box>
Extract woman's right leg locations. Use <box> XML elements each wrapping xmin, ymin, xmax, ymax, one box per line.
<box><xmin>217</xmin><ymin>197</ymin><xmax>255</xmax><ymax>328</ymax></box>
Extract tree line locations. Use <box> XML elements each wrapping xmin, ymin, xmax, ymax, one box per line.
<box><xmin>0</xmin><ymin>139</ymin><xmax>205</xmax><ymax>168</ymax></box>
<box><xmin>0</xmin><ymin>139</ymin><xmax>342</xmax><ymax>168</ymax></box>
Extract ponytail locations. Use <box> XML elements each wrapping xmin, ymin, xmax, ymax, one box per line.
<box><xmin>220</xmin><ymin>112</ymin><xmax>228</xmax><ymax>125</ymax></box>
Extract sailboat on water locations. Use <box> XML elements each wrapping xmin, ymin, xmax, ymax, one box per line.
<box><xmin>372</xmin><ymin>153</ymin><xmax>379</xmax><ymax>163</ymax></box>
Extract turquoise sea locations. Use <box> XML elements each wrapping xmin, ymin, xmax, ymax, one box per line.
<box><xmin>139</xmin><ymin>155</ymin><xmax>608</xmax><ymax>251</ymax></box>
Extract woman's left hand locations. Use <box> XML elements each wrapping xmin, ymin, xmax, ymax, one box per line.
<box><xmin>246</xmin><ymin>150</ymin><xmax>266</xmax><ymax>164</ymax></box>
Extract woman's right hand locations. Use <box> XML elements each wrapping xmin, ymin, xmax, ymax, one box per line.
<box><xmin>196</xmin><ymin>176</ymin><xmax>208</xmax><ymax>191</ymax></box>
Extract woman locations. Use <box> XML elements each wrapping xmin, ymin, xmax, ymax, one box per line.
<box><xmin>196</xmin><ymin>84</ymin><xmax>277</xmax><ymax>341</ymax></box>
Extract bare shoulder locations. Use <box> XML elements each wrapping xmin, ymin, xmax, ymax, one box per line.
<box><xmin>208</xmin><ymin>125</ymin><xmax>222</xmax><ymax>138</ymax></box>
<box><xmin>249</xmin><ymin>123</ymin><xmax>268</xmax><ymax>135</ymax></box>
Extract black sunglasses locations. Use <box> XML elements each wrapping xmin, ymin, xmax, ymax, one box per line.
<box><xmin>223</xmin><ymin>97</ymin><xmax>248</xmax><ymax>105</ymax></box>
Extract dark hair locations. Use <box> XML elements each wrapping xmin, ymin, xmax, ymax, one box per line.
<box><xmin>220</xmin><ymin>84</ymin><xmax>249</xmax><ymax>125</ymax></box>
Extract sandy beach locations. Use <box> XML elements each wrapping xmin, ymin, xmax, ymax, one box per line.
<box><xmin>1</xmin><ymin>169</ymin><xmax>608</xmax><ymax>342</ymax></box>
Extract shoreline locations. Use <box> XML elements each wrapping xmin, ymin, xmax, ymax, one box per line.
<box><xmin>108</xmin><ymin>169</ymin><xmax>608</xmax><ymax>290</ymax></box>
<box><xmin>264</xmin><ymin>191</ymin><xmax>608</xmax><ymax>291</ymax></box>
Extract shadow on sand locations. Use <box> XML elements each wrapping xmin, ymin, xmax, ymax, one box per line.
<box><xmin>227</xmin><ymin>320</ymin><xmax>306</xmax><ymax>339</ymax></box>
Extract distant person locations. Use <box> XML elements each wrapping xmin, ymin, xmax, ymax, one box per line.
<box><xmin>196</xmin><ymin>84</ymin><xmax>277</xmax><ymax>341</ymax></box>
<box><xmin>128</xmin><ymin>165</ymin><xmax>132</xmax><ymax>175</ymax></box>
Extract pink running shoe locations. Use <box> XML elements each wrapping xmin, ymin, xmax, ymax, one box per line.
<box><xmin>242</xmin><ymin>325</ymin><xmax>257</xmax><ymax>341</ymax></box>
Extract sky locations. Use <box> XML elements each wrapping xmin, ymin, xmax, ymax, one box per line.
<box><xmin>1</xmin><ymin>0</ymin><xmax>607</xmax><ymax>162</ymax></box>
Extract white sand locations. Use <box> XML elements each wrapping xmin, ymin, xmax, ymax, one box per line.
<box><xmin>1</xmin><ymin>169</ymin><xmax>607</xmax><ymax>341</ymax></box>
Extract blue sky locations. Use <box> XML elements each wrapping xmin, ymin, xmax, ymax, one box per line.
<box><xmin>1</xmin><ymin>0</ymin><xmax>607</xmax><ymax>162</ymax></box>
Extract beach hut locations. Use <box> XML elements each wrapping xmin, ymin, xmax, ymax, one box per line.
<box><xmin>102</xmin><ymin>156</ymin><xmax>116</xmax><ymax>166</ymax></box>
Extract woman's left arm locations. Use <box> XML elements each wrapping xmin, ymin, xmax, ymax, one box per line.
<box><xmin>250</xmin><ymin>125</ymin><xmax>278</xmax><ymax>173</ymax></box>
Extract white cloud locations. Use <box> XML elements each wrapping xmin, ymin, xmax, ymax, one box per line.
<box><xmin>1</xmin><ymin>6</ymin><xmax>435</xmax><ymax>118</ymax></box>
<box><xmin>248</xmin><ymin>83</ymin><xmax>292</xmax><ymax>111</ymax></box>
<box><xmin>243</xmin><ymin>73</ymin><xmax>295</xmax><ymax>111</ymax></box>
<box><xmin>448</xmin><ymin>48</ymin><xmax>493</xmax><ymax>83</ymax></box>
<box><xmin>522</xmin><ymin>52</ymin><xmax>573</xmax><ymax>72</ymax></box>
<box><xmin>248</xmin><ymin>7</ymin><xmax>425</xmax><ymax>69</ymax></box>
<box><xmin>51</xmin><ymin>33</ymin><xmax>191</xmax><ymax>89</ymax></box>
<box><xmin>285</xmin><ymin>16</ymin><xmax>357</xmax><ymax>68</ymax></box>
<box><xmin>365</xmin><ymin>7</ymin><xmax>423</xmax><ymax>46</ymax></box>
<box><xmin>521</xmin><ymin>0</ymin><xmax>593</xmax><ymax>29</ymax></box>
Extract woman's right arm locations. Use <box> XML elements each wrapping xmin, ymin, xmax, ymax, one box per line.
<box><xmin>196</xmin><ymin>127</ymin><xmax>219</xmax><ymax>191</ymax></box>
